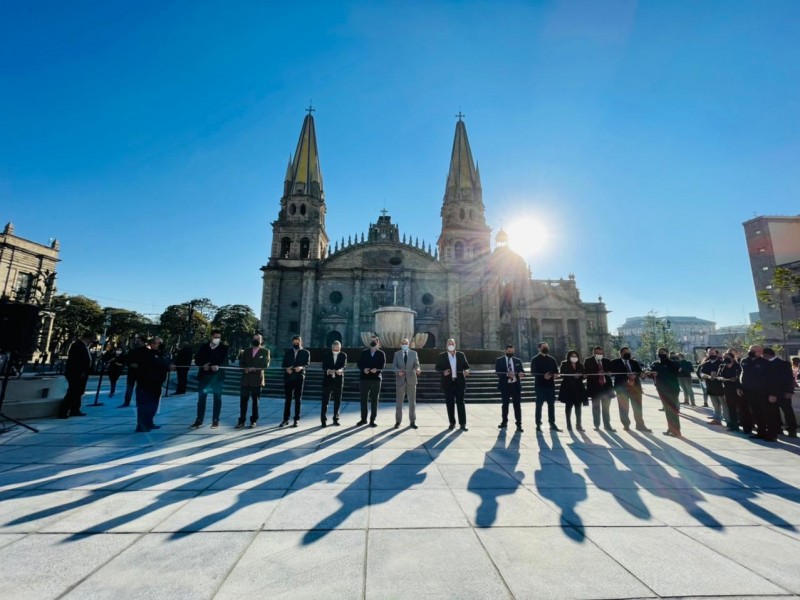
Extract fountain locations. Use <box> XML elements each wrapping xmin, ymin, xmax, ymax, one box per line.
<box><xmin>360</xmin><ymin>280</ymin><xmax>429</xmax><ymax>348</ymax></box>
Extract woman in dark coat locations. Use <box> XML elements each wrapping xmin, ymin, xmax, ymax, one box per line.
<box><xmin>718</xmin><ymin>351</ymin><xmax>743</xmax><ymax>432</ymax></box>
<box><xmin>559</xmin><ymin>350</ymin><xmax>587</xmax><ymax>431</ymax></box>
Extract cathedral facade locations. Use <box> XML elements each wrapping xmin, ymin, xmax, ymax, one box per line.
<box><xmin>259</xmin><ymin>112</ymin><xmax>609</xmax><ymax>360</ymax></box>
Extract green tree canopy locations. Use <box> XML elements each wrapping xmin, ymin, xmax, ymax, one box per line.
<box><xmin>159</xmin><ymin>301</ymin><xmax>210</xmax><ymax>349</ymax></box>
<box><xmin>50</xmin><ymin>294</ymin><xmax>104</xmax><ymax>353</ymax></box>
<box><xmin>103</xmin><ymin>307</ymin><xmax>153</xmax><ymax>348</ymax></box>
<box><xmin>212</xmin><ymin>304</ymin><xmax>259</xmax><ymax>355</ymax></box>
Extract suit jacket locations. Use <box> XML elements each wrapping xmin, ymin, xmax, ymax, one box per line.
<box><xmin>239</xmin><ymin>346</ymin><xmax>271</xmax><ymax>387</ymax></box>
<box><xmin>357</xmin><ymin>348</ymin><xmax>386</xmax><ymax>380</ymax></box>
<box><xmin>609</xmin><ymin>357</ymin><xmax>643</xmax><ymax>391</ymax></box>
<box><xmin>195</xmin><ymin>343</ymin><xmax>229</xmax><ymax>383</ymax></box>
<box><xmin>583</xmin><ymin>356</ymin><xmax>614</xmax><ymax>397</ymax></box>
<box><xmin>65</xmin><ymin>340</ymin><xmax>91</xmax><ymax>380</ymax></box>
<box><xmin>282</xmin><ymin>348</ymin><xmax>310</xmax><ymax>381</ymax></box>
<box><xmin>392</xmin><ymin>349</ymin><xmax>420</xmax><ymax>384</ymax></box>
<box><xmin>436</xmin><ymin>351</ymin><xmax>470</xmax><ymax>391</ymax></box>
<box><xmin>495</xmin><ymin>356</ymin><xmax>524</xmax><ymax>390</ymax></box>
<box><xmin>765</xmin><ymin>357</ymin><xmax>795</xmax><ymax>398</ymax></box>
<box><xmin>322</xmin><ymin>350</ymin><xmax>347</xmax><ymax>386</ymax></box>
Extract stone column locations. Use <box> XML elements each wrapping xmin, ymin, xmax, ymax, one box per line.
<box><xmin>446</xmin><ymin>272</ymin><xmax>460</xmax><ymax>344</ymax></box>
<box><xmin>352</xmin><ymin>268</ymin><xmax>363</xmax><ymax>346</ymax></box>
<box><xmin>299</xmin><ymin>269</ymin><xmax>317</xmax><ymax>344</ymax></box>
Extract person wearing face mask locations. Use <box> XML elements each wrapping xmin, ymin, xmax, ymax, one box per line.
<box><xmin>103</xmin><ymin>345</ymin><xmax>126</xmax><ymax>399</ymax></box>
<box><xmin>697</xmin><ymin>348</ymin><xmax>726</xmax><ymax>425</ymax></box>
<box><xmin>173</xmin><ymin>342</ymin><xmax>194</xmax><ymax>395</ymax></box>
<box><xmin>281</xmin><ymin>335</ymin><xmax>310</xmax><ymax>427</ymax></box>
<box><xmin>236</xmin><ymin>333</ymin><xmax>270</xmax><ymax>429</ymax></box>
<box><xmin>321</xmin><ymin>340</ymin><xmax>347</xmax><ymax>427</ymax></box>
<box><xmin>558</xmin><ymin>350</ymin><xmax>587</xmax><ymax>432</ymax></box>
<box><xmin>119</xmin><ymin>334</ymin><xmax>146</xmax><ymax>408</ymax></box>
<box><xmin>737</xmin><ymin>345</ymin><xmax>766</xmax><ymax>436</ymax></box>
<box><xmin>356</xmin><ymin>335</ymin><xmax>386</xmax><ymax>427</ymax></box>
<box><xmin>584</xmin><ymin>346</ymin><xmax>616</xmax><ymax>432</ymax></box>
<box><xmin>435</xmin><ymin>338</ymin><xmax>470</xmax><ymax>430</ymax></box>
<box><xmin>495</xmin><ymin>344</ymin><xmax>525</xmax><ymax>432</ymax></box>
<box><xmin>718</xmin><ymin>352</ymin><xmax>743</xmax><ymax>431</ymax></box>
<box><xmin>676</xmin><ymin>353</ymin><xmax>697</xmax><ymax>407</ymax></box>
<box><xmin>610</xmin><ymin>347</ymin><xmax>651</xmax><ymax>432</ymax></box>
<box><xmin>647</xmin><ymin>347</ymin><xmax>682</xmax><ymax>437</ymax></box>
<box><xmin>763</xmin><ymin>347</ymin><xmax>797</xmax><ymax>440</ymax></box>
<box><xmin>134</xmin><ymin>336</ymin><xmax>173</xmax><ymax>432</ymax></box>
<box><xmin>191</xmin><ymin>329</ymin><xmax>229</xmax><ymax>429</ymax></box>
<box><xmin>530</xmin><ymin>341</ymin><xmax>561</xmax><ymax>432</ymax></box>
<box><xmin>392</xmin><ymin>337</ymin><xmax>421</xmax><ymax>429</ymax></box>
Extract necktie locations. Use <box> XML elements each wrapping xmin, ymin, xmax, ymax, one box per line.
<box><xmin>404</xmin><ymin>351</ymin><xmax>408</xmax><ymax>366</ymax></box>
<box><xmin>598</xmin><ymin>360</ymin><xmax>606</xmax><ymax>386</ymax></box>
<box><xmin>507</xmin><ymin>358</ymin><xmax>512</xmax><ymax>372</ymax></box>
<box><xmin>625</xmin><ymin>360</ymin><xmax>631</xmax><ymax>373</ymax></box>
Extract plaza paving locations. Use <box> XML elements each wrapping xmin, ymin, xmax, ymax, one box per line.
<box><xmin>1</xmin><ymin>381</ymin><xmax>800</xmax><ymax>599</ymax></box>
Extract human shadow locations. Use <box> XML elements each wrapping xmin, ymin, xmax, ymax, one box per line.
<box><xmin>300</xmin><ymin>429</ymin><xmax>461</xmax><ymax>544</ymax></box>
<box><xmin>534</xmin><ymin>431</ymin><xmax>587</xmax><ymax>542</ymax></box>
<box><xmin>468</xmin><ymin>429</ymin><xmax>524</xmax><ymax>527</ymax></box>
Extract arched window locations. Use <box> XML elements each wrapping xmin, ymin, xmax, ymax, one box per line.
<box><xmin>280</xmin><ymin>237</ymin><xmax>291</xmax><ymax>258</ymax></box>
<box><xmin>459</xmin><ymin>208</ymin><xmax>465</xmax><ymax>219</ymax></box>
<box><xmin>424</xmin><ymin>332</ymin><xmax>436</xmax><ymax>348</ymax></box>
<box><xmin>454</xmin><ymin>241</ymin><xmax>465</xmax><ymax>261</ymax></box>
<box><xmin>300</xmin><ymin>204</ymin><xmax>307</xmax><ymax>216</ymax></box>
<box><xmin>289</xmin><ymin>204</ymin><xmax>297</xmax><ymax>215</ymax></box>
<box><xmin>325</xmin><ymin>330</ymin><xmax>343</xmax><ymax>346</ymax></box>
<box><xmin>300</xmin><ymin>237</ymin><xmax>310</xmax><ymax>259</ymax></box>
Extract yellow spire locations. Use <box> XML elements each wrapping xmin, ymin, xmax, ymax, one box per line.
<box><xmin>286</xmin><ymin>108</ymin><xmax>324</xmax><ymax>200</ymax></box>
<box><xmin>444</xmin><ymin>118</ymin><xmax>480</xmax><ymax>204</ymax></box>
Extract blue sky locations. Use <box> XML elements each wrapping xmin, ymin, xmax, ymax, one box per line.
<box><xmin>2</xmin><ymin>0</ymin><xmax>799</xmax><ymax>331</ymax></box>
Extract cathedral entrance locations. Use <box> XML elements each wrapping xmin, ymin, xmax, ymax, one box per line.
<box><xmin>325</xmin><ymin>330</ymin><xmax>343</xmax><ymax>346</ymax></box>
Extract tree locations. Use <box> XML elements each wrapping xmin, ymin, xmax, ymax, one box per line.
<box><xmin>722</xmin><ymin>321</ymin><xmax>782</xmax><ymax>357</ymax></box>
<box><xmin>159</xmin><ymin>302</ymin><xmax>209</xmax><ymax>349</ymax></box>
<box><xmin>756</xmin><ymin>266</ymin><xmax>800</xmax><ymax>359</ymax></box>
<box><xmin>212</xmin><ymin>304</ymin><xmax>259</xmax><ymax>356</ymax></box>
<box><xmin>103</xmin><ymin>307</ymin><xmax>153</xmax><ymax>348</ymax></box>
<box><xmin>49</xmin><ymin>294</ymin><xmax>104</xmax><ymax>354</ymax></box>
<box><xmin>637</xmin><ymin>313</ymin><xmax>680</xmax><ymax>362</ymax></box>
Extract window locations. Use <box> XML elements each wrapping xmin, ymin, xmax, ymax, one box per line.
<box><xmin>329</xmin><ymin>291</ymin><xmax>343</xmax><ymax>304</ymax></box>
<box><xmin>280</xmin><ymin>237</ymin><xmax>292</xmax><ymax>258</ymax></box>
<box><xmin>300</xmin><ymin>204</ymin><xmax>307</xmax><ymax>216</ymax></box>
<box><xmin>300</xmin><ymin>237</ymin><xmax>310</xmax><ymax>259</ymax></box>
<box><xmin>421</xmin><ymin>293</ymin><xmax>434</xmax><ymax>306</ymax></box>
<box><xmin>758</xmin><ymin>248</ymin><xmax>766</xmax><ymax>253</ymax></box>
<box><xmin>762</xmin><ymin>266</ymin><xmax>769</xmax><ymax>271</ymax></box>
<box><xmin>459</xmin><ymin>208</ymin><xmax>465</xmax><ymax>219</ymax></box>
<box><xmin>454</xmin><ymin>241</ymin><xmax>464</xmax><ymax>260</ymax></box>
<box><xmin>469</xmin><ymin>209</ymin><xmax>474</xmax><ymax>220</ymax></box>
<box><xmin>289</xmin><ymin>204</ymin><xmax>297</xmax><ymax>215</ymax></box>
<box><xmin>14</xmin><ymin>272</ymin><xmax>34</xmax><ymax>302</ymax></box>
<box><xmin>755</xmin><ymin>229</ymin><xmax>762</xmax><ymax>235</ymax></box>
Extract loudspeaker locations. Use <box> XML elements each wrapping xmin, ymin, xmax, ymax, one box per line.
<box><xmin>0</xmin><ymin>302</ymin><xmax>40</xmax><ymax>356</ymax></box>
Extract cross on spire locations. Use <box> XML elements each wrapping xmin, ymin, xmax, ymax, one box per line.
<box><xmin>380</xmin><ymin>208</ymin><xmax>388</xmax><ymax>217</ymax></box>
<box><xmin>455</xmin><ymin>111</ymin><xmax>465</xmax><ymax>121</ymax></box>
<box><xmin>306</xmin><ymin>103</ymin><xmax>315</xmax><ymax>116</ymax></box>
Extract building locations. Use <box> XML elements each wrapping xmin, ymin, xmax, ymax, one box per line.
<box><xmin>743</xmin><ymin>215</ymin><xmax>800</xmax><ymax>354</ymax></box>
<box><xmin>0</xmin><ymin>222</ymin><xmax>60</xmax><ymax>355</ymax></box>
<box><xmin>618</xmin><ymin>315</ymin><xmax>716</xmax><ymax>357</ymax></box>
<box><xmin>259</xmin><ymin>112</ymin><xmax>609</xmax><ymax>360</ymax></box>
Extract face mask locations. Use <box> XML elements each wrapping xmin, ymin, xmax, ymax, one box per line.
<box><xmin>725</xmin><ymin>357</ymin><xmax>733</xmax><ymax>363</ymax></box>
<box><xmin>747</xmin><ymin>351</ymin><xmax>755</xmax><ymax>358</ymax></box>
<box><xmin>658</xmin><ymin>353</ymin><xmax>668</xmax><ymax>360</ymax></box>
<box><xmin>447</xmin><ymin>345</ymin><xmax>456</xmax><ymax>352</ymax></box>
<box><xmin>401</xmin><ymin>344</ymin><xmax>409</xmax><ymax>351</ymax></box>
<box><xmin>292</xmin><ymin>343</ymin><xmax>300</xmax><ymax>349</ymax></box>
<box><xmin>332</xmin><ymin>347</ymin><xmax>339</xmax><ymax>352</ymax></box>
<box><xmin>540</xmin><ymin>348</ymin><xmax>549</xmax><ymax>354</ymax></box>
<box><xmin>252</xmin><ymin>339</ymin><xmax>260</xmax><ymax>346</ymax></box>
<box><xmin>595</xmin><ymin>354</ymin><xmax>603</xmax><ymax>359</ymax></box>
<box><xmin>505</xmin><ymin>352</ymin><xmax>514</xmax><ymax>357</ymax></box>
<box><xmin>709</xmin><ymin>355</ymin><xmax>717</xmax><ymax>361</ymax></box>
<box><xmin>370</xmin><ymin>341</ymin><xmax>377</xmax><ymax>348</ymax></box>
<box><xmin>570</xmin><ymin>356</ymin><xmax>578</xmax><ymax>364</ymax></box>
<box><xmin>211</xmin><ymin>338</ymin><xmax>221</xmax><ymax>346</ymax></box>
<box><xmin>621</xmin><ymin>352</ymin><xmax>631</xmax><ymax>359</ymax></box>
<box><xmin>115</xmin><ymin>350</ymin><xmax>122</xmax><ymax>355</ymax></box>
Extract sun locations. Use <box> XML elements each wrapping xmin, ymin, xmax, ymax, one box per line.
<box><xmin>503</xmin><ymin>218</ymin><xmax>550</xmax><ymax>258</ymax></box>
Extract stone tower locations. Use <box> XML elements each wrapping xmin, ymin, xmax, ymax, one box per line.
<box><xmin>437</xmin><ymin>115</ymin><xmax>491</xmax><ymax>264</ymax></box>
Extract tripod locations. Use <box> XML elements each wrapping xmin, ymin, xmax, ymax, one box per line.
<box><xmin>0</xmin><ymin>355</ymin><xmax>40</xmax><ymax>434</ymax></box>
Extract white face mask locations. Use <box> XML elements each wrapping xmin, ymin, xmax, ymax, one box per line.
<box><xmin>570</xmin><ymin>356</ymin><xmax>579</xmax><ymax>363</ymax></box>
<box><xmin>401</xmin><ymin>344</ymin><xmax>409</xmax><ymax>351</ymax></box>
<box><xmin>447</xmin><ymin>345</ymin><xmax>456</xmax><ymax>352</ymax></box>
<box><xmin>595</xmin><ymin>354</ymin><xmax>603</xmax><ymax>359</ymax></box>
<box><xmin>332</xmin><ymin>347</ymin><xmax>339</xmax><ymax>353</ymax></box>
<box><xmin>211</xmin><ymin>338</ymin><xmax>221</xmax><ymax>346</ymax></box>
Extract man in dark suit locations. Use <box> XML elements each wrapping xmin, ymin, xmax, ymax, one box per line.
<box><xmin>495</xmin><ymin>344</ymin><xmax>524</xmax><ymax>432</ymax></box>
<box><xmin>58</xmin><ymin>331</ymin><xmax>97</xmax><ymax>418</ymax></box>
<box><xmin>530</xmin><ymin>341</ymin><xmax>560</xmax><ymax>432</ymax></box>
<box><xmin>648</xmin><ymin>347</ymin><xmax>682</xmax><ymax>437</ymax></box>
<box><xmin>190</xmin><ymin>329</ymin><xmax>229</xmax><ymax>429</ymax></box>
<box><xmin>173</xmin><ymin>342</ymin><xmax>193</xmax><ymax>395</ymax></box>
<box><xmin>237</xmin><ymin>333</ymin><xmax>270</xmax><ymax>429</ymax></box>
<box><xmin>435</xmin><ymin>338</ymin><xmax>470</xmax><ymax>431</ymax></box>
<box><xmin>134</xmin><ymin>336</ymin><xmax>172</xmax><ymax>432</ymax></box>
<box><xmin>763</xmin><ymin>347</ymin><xmax>796</xmax><ymax>440</ymax></box>
<box><xmin>281</xmin><ymin>334</ymin><xmax>310</xmax><ymax>427</ymax></box>
<box><xmin>610</xmin><ymin>346</ymin><xmax>651</xmax><ymax>432</ymax></box>
<box><xmin>321</xmin><ymin>340</ymin><xmax>347</xmax><ymax>427</ymax></box>
<box><xmin>584</xmin><ymin>346</ymin><xmax>616</xmax><ymax>431</ymax></box>
<box><xmin>357</xmin><ymin>334</ymin><xmax>386</xmax><ymax>427</ymax></box>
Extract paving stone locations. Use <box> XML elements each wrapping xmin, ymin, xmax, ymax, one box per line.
<box><xmin>265</xmin><ymin>489</ymin><xmax>369</xmax><ymax>530</ymax></box>
<box><xmin>154</xmin><ymin>489</ymin><xmax>284</xmax><ymax>532</ymax></box>
<box><xmin>369</xmin><ymin>488</ymin><xmax>469</xmax><ymax>528</ymax></box>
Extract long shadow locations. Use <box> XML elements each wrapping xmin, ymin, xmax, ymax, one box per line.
<box><xmin>468</xmin><ymin>430</ymin><xmax>524</xmax><ymax>527</ymax></box>
<box><xmin>534</xmin><ymin>431</ymin><xmax>587</xmax><ymax>542</ymax></box>
<box><xmin>637</xmin><ymin>434</ymin><xmax>797</xmax><ymax>530</ymax></box>
<box><xmin>300</xmin><ymin>429</ymin><xmax>461</xmax><ymax>544</ymax></box>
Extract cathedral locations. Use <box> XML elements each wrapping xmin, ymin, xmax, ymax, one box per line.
<box><xmin>259</xmin><ymin>111</ymin><xmax>609</xmax><ymax>360</ymax></box>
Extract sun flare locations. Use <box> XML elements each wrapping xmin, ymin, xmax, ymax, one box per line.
<box><xmin>503</xmin><ymin>218</ymin><xmax>550</xmax><ymax>258</ymax></box>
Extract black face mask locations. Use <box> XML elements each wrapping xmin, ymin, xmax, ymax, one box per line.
<box><xmin>370</xmin><ymin>341</ymin><xmax>377</xmax><ymax>348</ymax></box>
<box><xmin>540</xmin><ymin>348</ymin><xmax>549</xmax><ymax>354</ymax></box>
<box><xmin>747</xmin><ymin>351</ymin><xmax>755</xmax><ymax>358</ymax></box>
<box><xmin>292</xmin><ymin>343</ymin><xmax>300</xmax><ymax>350</ymax></box>
<box><xmin>252</xmin><ymin>340</ymin><xmax>260</xmax><ymax>347</ymax></box>
<box><xmin>505</xmin><ymin>352</ymin><xmax>514</xmax><ymax>358</ymax></box>
<box><xmin>658</xmin><ymin>353</ymin><xmax>668</xmax><ymax>360</ymax></box>
<box><xmin>708</xmin><ymin>355</ymin><xmax>718</xmax><ymax>361</ymax></box>
<box><xmin>621</xmin><ymin>352</ymin><xmax>632</xmax><ymax>360</ymax></box>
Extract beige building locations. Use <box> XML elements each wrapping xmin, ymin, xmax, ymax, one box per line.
<box><xmin>259</xmin><ymin>113</ymin><xmax>609</xmax><ymax>359</ymax></box>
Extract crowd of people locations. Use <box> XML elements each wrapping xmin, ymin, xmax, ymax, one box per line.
<box><xmin>55</xmin><ymin>331</ymin><xmax>799</xmax><ymax>442</ymax></box>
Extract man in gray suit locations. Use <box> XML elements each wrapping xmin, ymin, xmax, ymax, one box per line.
<box><xmin>392</xmin><ymin>337</ymin><xmax>421</xmax><ymax>429</ymax></box>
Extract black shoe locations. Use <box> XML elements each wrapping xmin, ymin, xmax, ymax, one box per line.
<box><xmin>57</xmin><ymin>413</ymin><xmax>69</xmax><ymax>419</ymax></box>
<box><xmin>498</xmin><ymin>422</ymin><xmax>508</xmax><ymax>429</ymax></box>
<box><xmin>369</xmin><ymin>421</ymin><xmax>378</xmax><ymax>428</ymax></box>
<box><xmin>605</xmin><ymin>427</ymin><xmax>616</xmax><ymax>433</ymax></box>
<box><xmin>536</xmin><ymin>425</ymin><xmax>542</xmax><ymax>432</ymax></box>
<box><xmin>249</xmin><ymin>422</ymin><xmax>257</xmax><ymax>429</ymax></box>
<box><xmin>703</xmin><ymin>403</ymin><xmax>709</xmax><ymax>407</ymax></box>
<box><xmin>623</xmin><ymin>426</ymin><xmax>630</xmax><ymax>431</ymax></box>
<box><xmin>149</xmin><ymin>424</ymin><xmax>161</xmax><ymax>430</ymax></box>
<box><xmin>190</xmin><ymin>421</ymin><xmax>202</xmax><ymax>429</ymax></box>
<box><xmin>658</xmin><ymin>408</ymin><xmax>665</xmax><ymax>412</ymax></box>
<box><xmin>410</xmin><ymin>422</ymin><xmax>418</xmax><ymax>429</ymax></box>
<box><xmin>636</xmin><ymin>426</ymin><xmax>653</xmax><ymax>433</ymax></box>
<box><xmin>394</xmin><ymin>422</ymin><xmax>400</xmax><ymax>429</ymax></box>
<box><xmin>550</xmin><ymin>425</ymin><xmax>562</xmax><ymax>432</ymax></box>
<box><xmin>235</xmin><ymin>422</ymin><xmax>246</xmax><ymax>430</ymax></box>
<box><xmin>356</xmin><ymin>420</ymin><xmax>367</xmax><ymax>426</ymax></box>
<box><xmin>279</xmin><ymin>420</ymin><xmax>289</xmax><ymax>427</ymax></box>
<box><xmin>72</xmin><ymin>411</ymin><xmax>87</xmax><ymax>417</ymax></box>
<box><xmin>134</xmin><ymin>426</ymin><xmax>149</xmax><ymax>433</ymax></box>
<box><xmin>788</xmin><ymin>432</ymin><xmax>798</xmax><ymax>438</ymax></box>
<box><xmin>211</xmin><ymin>421</ymin><xmax>219</xmax><ymax>429</ymax></box>
<box><xmin>516</xmin><ymin>425</ymin><xmax>524</xmax><ymax>433</ymax></box>
<box><xmin>448</xmin><ymin>424</ymin><xmax>455</xmax><ymax>430</ymax></box>
<box><xmin>577</xmin><ymin>426</ymin><xmax>586</xmax><ymax>432</ymax></box>
<box><xmin>460</xmin><ymin>425</ymin><xmax>469</xmax><ymax>431</ymax></box>
<box><xmin>321</xmin><ymin>421</ymin><xmax>327</xmax><ymax>428</ymax></box>
<box><xmin>333</xmin><ymin>419</ymin><xmax>340</xmax><ymax>426</ymax></box>
<box><xmin>292</xmin><ymin>420</ymin><xmax>298</xmax><ymax>428</ymax></box>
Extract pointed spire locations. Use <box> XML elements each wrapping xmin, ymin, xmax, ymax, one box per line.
<box><xmin>285</xmin><ymin>110</ymin><xmax>324</xmax><ymax>200</ymax></box>
<box><xmin>284</xmin><ymin>154</ymin><xmax>293</xmax><ymax>182</ymax></box>
<box><xmin>444</xmin><ymin>118</ymin><xmax>480</xmax><ymax>204</ymax></box>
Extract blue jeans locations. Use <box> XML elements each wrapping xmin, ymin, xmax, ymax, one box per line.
<box><xmin>534</xmin><ymin>386</ymin><xmax>556</xmax><ymax>426</ymax></box>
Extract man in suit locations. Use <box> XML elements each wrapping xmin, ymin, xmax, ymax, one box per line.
<box><xmin>610</xmin><ymin>346</ymin><xmax>651</xmax><ymax>432</ymax></box>
<box><xmin>237</xmin><ymin>333</ymin><xmax>270</xmax><ymax>429</ymax></box>
<box><xmin>357</xmin><ymin>334</ymin><xmax>386</xmax><ymax>427</ymax></box>
<box><xmin>495</xmin><ymin>343</ymin><xmax>524</xmax><ymax>432</ymax></box>
<box><xmin>763</xmin><ymin>347</ymin><xmax>796</xmax><ymax>440</ymax></box>
<box><xmin>530</xmin><ymin>341</ymin><xmax>560</xmax><ymax>432</ymax></box>
<box><xmin>321</xmin><ymin>340</ymin><xmax>347</xmax><ymax>427</ymax></box>
<box><xmin>392</xmin><ymin>337</ymin><xmax>421</xmax><ymax>429</ymax></box>
<box><xmin>281</xmin><ymin>334</ymin><xmax>310</xmax><ymax>427</ymax></box>
<box><xmin>435</xmin><ymin>338</ymin><xmax>470</xmax><ymax>431</ymax></box>
<box><xmin>133</xmin><ymin>336</ymin><xmax>172</xmax><ymax>432</ymax></box>
<box><xmin>119</xmin><ymin>334</ymin><xmax>144</xmax><ymax>408</ymax></box>
<box><xmin>648</xmin><ymin>347</ymin><xmax>682</xmax><ymax>437</ymax></box>
<box><xmin>191</xmin><ymin>329</ymin><xmax>229</xmax><ymax>429</ymax></box>
<box><xmin>58</xmin><ymin>331</ymin><xmax>97</xmax><ymax>418</ymax></box>
<box><xmin>584</xmin><ymin>346</ymin><xmax>616</xmax><ymax>432</ymax></box>
<box><xmin>173</xmin><ymin>342</ymin><xmax>193</xmax><ymax>395</ymax></box>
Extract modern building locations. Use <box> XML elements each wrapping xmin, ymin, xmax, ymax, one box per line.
<box><xmin>743</xmin><ymin>215</ymin><xmax>800</xmax><ymax>354</ymax></box>
<box><xmin>618</xmin><ymin>315</ymin><xmax>716</xmax><ymax>357</ymax></box>
<box><xmin>259</xmin><ymin>112</ymin><xmax>609</xmax><ymax>359</ymax></box>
